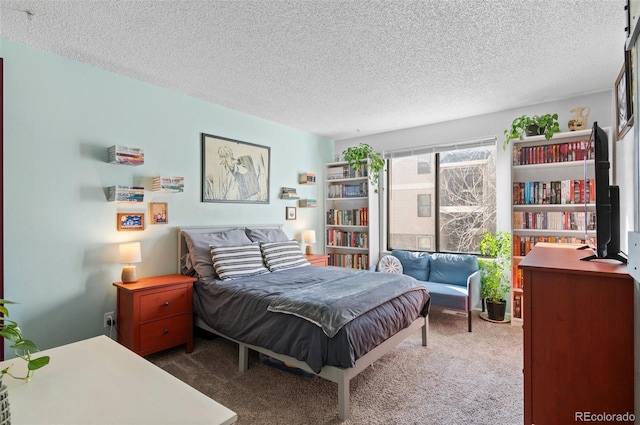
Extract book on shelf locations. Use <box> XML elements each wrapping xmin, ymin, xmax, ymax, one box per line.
<box><xmin>298</xmin><ymin>199</ymin><xmax>317</xmax><ymax>208</ymax></box>
<box><xmin>326</xmin><ymin>208</ymin><xmax>368</xmax><ymax>226</ymax></box>
<box><xmin>299</xmin><ymin>173</ymin><xmax>316</xmax><ymax>184</ymax></box>
<box><xmin>108</xmin><ymin>145</ymin><xmax>144</xmax><ymax>166</ymax></box>
<box><xmin>152</xmin><ymin>176</ymin><xmax>184</xmax><ymax>192</ymax></box>
<box><xmin>512</xmin><ymin>211</ymin><xmax>596</xmax><ymax>231</ymax></box>
<box><xmin>326</xmin><ymin>164</ymin><xmax>367</xmax><ymax>180</ymax></box>
<box><xmin>512</xmin><ymin>235</ymin><xmax>594</xmax><ymax>256</ymax></box>
<box><xmin>326</xmin><ymin>229</ymin><xmax>368</xmax><ymax>248</ymax></box>
<box><xmin>107</xmin><ymin>185</ymin><xmax>145</xmax><ymax>202</ymax></box>
<box><xmin>512</xmin><ymin>139</ymin><xmax>594</xmax><ymax>166</ymax></box>
<box><xmin>513</xmin><ymin>295</ymin><xmax>522</xmax><ymax>319</ymax></box>
<box><xmin>512</xmin><ymin>178</ymin><xmax>594</xmax><ymax>205</ymax></box>
<box><xmin>328</xmin><ymin>253</ymin><xmax>369</xmax><ymax>270</ymax></box>
<box><xmin>327</xmin><ymin>182</ymin><xmax>368</xmax><ymax>198</ymax></box>
<box><xmin>280</xmin><ymin>187</ymin><xmax>299</xmax><ymax>199</ymax></box>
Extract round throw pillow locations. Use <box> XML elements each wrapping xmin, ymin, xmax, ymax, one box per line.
<box><xmin>377</xmin><ymin>255</ymin><xmax>403</xmax><ymax>273</ymax></box>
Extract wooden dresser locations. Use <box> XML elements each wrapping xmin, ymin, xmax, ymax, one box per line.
<box><xmin>114</xmin><ymin>274</ymin><xmax>196</xmax><ymax>356</ymax></box>
<box><xmin>518</xmin><ymin>243</ymin><xmax>633</xmax><ymax>425</ymax></box>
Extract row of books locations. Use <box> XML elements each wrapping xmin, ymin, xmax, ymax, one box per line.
<box><xmin>512</xmin><ymin>265</ymin><xmax>523</xmax><ymax>289</ymax></box>
<box><xmin>107</xmin><ymin>185</ymin><xmax>144</xmax><ymax>202</ymax></box>
<box><xmin>299</xmin><ymin>173</ymin><xmax>316</xmax><ymax>184</ymax></box>
<box><xmin>513</xmin><ymin>179</ymin><xmax>594</xmax><ymax>205</ymax></box>
<box><xmin>513</xmin><ymin>139</ymin><xmax>594</xmax><ymax>166</ymax></box>
<box><xmin>152</xmin><ymin>176</ymin><xmax>184</xmax><ymax>192</ymax></box>
<box><xmin>512</xmin><ymin>235</ymin><xmax>593</xmax><ymax>257</ymax></box>
<box><xmin>108</xmin><ymin>145</ymin><xmax>144</xmax><ymax>166</ymax></box>
<box><xmin>298</xmin><ymin>199</ymin><xmax>317</xmax><ymax>208</ymax></box>
<box><xmin>326</xmin><ymin>208</ymin><xmax>369</xmax><ymax>226</ymax></box>
<box><xmin>512</xmin><ymin>295</ymin><xmax>522</xmax><ymax>319</ymax></box>
<box><xmin>327</xmin><ymin>183</ymin><xmax>368</xmax><ymax>198</ymax></box>
<box><xmin>326</xmin><ymin>230</ymin><xmax>369</xmax><ymax>248</ymax></box>
<box><xmin>327</xmin><ymin>164</ymin><xmax>367</xmax><ymax>180</ymax></box>
<box><xmin>280</xmin><ymin>187</ymin><xmax>299</xmax><ymax>199</ymax></box>
<box><xmin>328</xmin><ymin>253</ymin><xmax>369</xmax><ymax>270</ymax></box>
<box><xmin>512</xmin><ymin>211</ymin><xmax>596</xmax><ymax>231</ymax></box>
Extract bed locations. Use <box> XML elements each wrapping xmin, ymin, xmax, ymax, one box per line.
<box><xmin>178</xmin><ymin>225</ymin><xmax>430</xmax><ymax>420</ymax></box>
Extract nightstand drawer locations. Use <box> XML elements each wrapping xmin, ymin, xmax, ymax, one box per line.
<box><xmin>139</xmin><ymin>314</ymin><xmax>188</xmax><ymax>352</ymax></box>
<box><xmin>139</xmin><ymin>286</ymin><xmax>188</xmax><ymax>322</ymax></box>
<box><xmin>114</xmin><ymin>274</ymin><xmax>196</xmax><ymax>356</ymax></box>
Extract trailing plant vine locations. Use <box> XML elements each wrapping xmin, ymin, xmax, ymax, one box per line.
<box><xmin>0</xmin><ymin>299</ymin><xmax>50</xmax><ymax>382</ymax></box>
<box><xmin>503</xmin><ymin>113</ymin><xmax>560</xmax><ymax>149</ymax></box>
<box><xmin>342</xmin><ymin>143</ymin><xmax>385</xmax><ymax>192</ymax></box>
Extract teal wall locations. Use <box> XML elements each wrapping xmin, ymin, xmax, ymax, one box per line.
<box><xmin>1</xmin><ymin>38</ymin><xmax>333</xmax><ymax>357</ymax></box>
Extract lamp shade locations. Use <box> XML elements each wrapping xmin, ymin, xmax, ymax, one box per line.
<box><xmin>119</xmin><ymin>242</ymin><xmax>141</xmax><ymax>283</ymax></box>
<box><xmin>303</xmin><ymin>230</ymin><xmax>316</xmax><ymax>244</ymax></box>
<box><xmin>119</xmin><ymin>242</ymin><xmax>141</xmax><ymax>264</ymax></box>
<box><xmin>303</xmin><ymin>230</ymin><xmax>316</xmax><ymax>255</ymax></box>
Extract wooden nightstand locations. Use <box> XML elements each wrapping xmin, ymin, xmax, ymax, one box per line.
<box><xmin>113</xmin><ymin>274</ymin><xmax>196</xmax><ymax>356</ymax></box>
<box><xmin>305</xmin><ymin>254</ymin><xmax>329</xmax><ymax>267</ymax></box>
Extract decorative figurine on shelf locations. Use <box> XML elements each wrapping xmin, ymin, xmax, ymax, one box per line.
<box><xmin>568</xmin><ymin>106</ymin><xmax>590</xmax><ymax>131</ymax></box>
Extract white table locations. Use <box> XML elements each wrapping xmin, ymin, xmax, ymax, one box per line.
<box><xmin>0</xmin><ymin>335</ymin><xmax>237</xmax><ymax>424</ymax></box>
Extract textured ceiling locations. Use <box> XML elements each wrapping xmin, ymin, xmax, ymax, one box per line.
<box><xmin>0</xmin><ymin>0</ymin><xmax>627</xmax><ymax>140</ymax></box>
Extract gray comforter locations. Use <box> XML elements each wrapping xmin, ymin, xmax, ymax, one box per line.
<box><xmin>267</xmin><ymin>270</ymin><xmax>427</xmax><ymax>338</ymax></box>
<box><xmin>193</xmin><ymin>266</ymin><xmax>430</xmax><ymax>373</ymax></box>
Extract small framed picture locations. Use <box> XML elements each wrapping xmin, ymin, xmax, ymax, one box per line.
<box><xmin>117</xmin><ymin>213</ymin><xmax>145</xmax><ymax>231</ymax></box>
<box><xmin>149</xmin><ymin>202</ymin><xmax>168</xmax><ymax>225</ymax></box>
<box><xmin>286</xmin><ymin>206</ymin><xmax>297</xmax><ymax>220</ymax></box>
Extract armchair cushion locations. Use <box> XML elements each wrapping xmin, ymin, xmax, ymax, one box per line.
<box><xmin>429</xmin><ymin>253</ymin><xmax>478</xmax><ymax>287</ymax></box>
<box><xmin>391</xmin><ymin>249</ymin><xmax>430</xmax><ymax>281</ymax></box>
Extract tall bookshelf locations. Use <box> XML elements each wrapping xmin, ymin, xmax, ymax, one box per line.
<box><xmin>325</xmin><ymin>160</ymin><xmax>379</xmax><ymax>269</ymax></box>
<box><xmin>510</xmin><ymin>127</ymin><xmax>609</xmax><ymax>326</ymax></box>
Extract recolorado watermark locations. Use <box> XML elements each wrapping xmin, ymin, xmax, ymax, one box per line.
<box><xmin>575</xmin><ymin>411</ymin><xmax>635</xmax><ymax>422</ymax></box>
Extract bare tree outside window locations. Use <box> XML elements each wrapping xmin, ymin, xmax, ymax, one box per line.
<box><xmin>388</xmin><ymin>145</ymin><xmax>496</xmax><ymax>254</ymax></box>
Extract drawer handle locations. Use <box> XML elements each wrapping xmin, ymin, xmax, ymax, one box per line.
<box><xmin>163</xmin><ymin>329</ymin><xmax>169</xmax><ymax>335</ymax></box>
<box><xmin>163</xmin><ymin>301</ymin><xmax>169</xmax><ymax>307</ymax></box>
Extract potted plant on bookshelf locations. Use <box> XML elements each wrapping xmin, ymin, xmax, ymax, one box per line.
<box><xmin>342</xmin><ymin>143</ymin><xmax>385</xmax><ymax>192</ymax></box>
<box><xmin>503</xmin><ymin>113</ymin><xmax>561</xmax><ymax>149</ymax></box>
<box><xmin>478</xmin><ymin>231</ymin><xmax>512</xmax><ymax>322</ymax></box>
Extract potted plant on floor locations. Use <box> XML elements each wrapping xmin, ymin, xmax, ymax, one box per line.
<box><xmin>478</xmin><ymin>231</ymin><xmax>511</xmax><ymax>321</ymax></box>
<box><xmin>503</xmin><ymin>113</ymin><xmax>561</xmax><ymax>149</ymax></box>
<box><xmin>342</xmin><ymin>143</ymin><xmax>385</xmax><ymax>192</ymax></box>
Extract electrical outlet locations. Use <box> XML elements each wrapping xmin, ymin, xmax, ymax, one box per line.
<box><xmin>104</xmin><ymin>311</ymin><xmax>114</xmax><ymax>327</ymax></box>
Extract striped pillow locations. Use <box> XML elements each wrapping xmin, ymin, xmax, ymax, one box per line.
<box><xmin>209</xmin><ymin>244</ymin><xmax>269</xmax><ymax>280</ymax></box>
<box><xmin>260</xmin><ymin>240</ymin><xmax>310</xmax><ymax>272</ymax></box>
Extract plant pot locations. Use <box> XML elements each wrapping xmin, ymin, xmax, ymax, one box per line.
<box><xmin>486</xmin><ymin>299</ymin><xmax>507</xmax><ymax>321</ymax></box>
<box><xmin>525</xmin><ymin>124</ymin><xmax>543</xmax><ymax>137</ymax></box>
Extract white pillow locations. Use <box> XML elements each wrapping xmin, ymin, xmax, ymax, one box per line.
<box><xmin>260</xmin><ymin>240</ymin><xmax>310</xmax><ymax>272</ymax></box>
<box><xmin>209</xmin><ymin>244</ymin><xmax>269</xmax><ymax>280</ymax></box>
<box><xmin>377</xmin><ymin>255</ymin><xmax>403</xmax><ymax>273</ymax></box>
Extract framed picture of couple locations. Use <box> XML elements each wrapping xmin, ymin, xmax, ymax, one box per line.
<box><xmin>201</xmin><ymin>133</ymin><xmax>271</xmax><ymax>203</ymax></box>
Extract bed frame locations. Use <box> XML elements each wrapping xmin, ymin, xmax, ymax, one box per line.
<box><xmin>178</xmin><ymin>225</ymin><xmax>429</xmax><ymax>421</ymax></box>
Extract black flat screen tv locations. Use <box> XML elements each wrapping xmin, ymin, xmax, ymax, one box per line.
<box><xmin>580</xmin><ymin>122</ymin><xmax>627</xmax><ymax>263</ymax></box>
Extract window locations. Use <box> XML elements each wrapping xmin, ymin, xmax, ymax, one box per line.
<box><xmin>387</xmin><ymin>143</ymin><xmax>496</xmax><ymax>254</ymax></box>
<box><xmin>417</xmin><ymin>194</ymin><xmax>431</xmax><ymax>217</ymax></box>
<box><xmin>417</xmin><ymin>154</ymin><xmax>431</xmax><ymax>174</ymax></box>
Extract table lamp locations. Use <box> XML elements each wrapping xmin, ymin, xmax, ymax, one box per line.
<box><xmin>303</xmin><ymin>230</ymin><xmax>316</xmax><ymax>255</ymax></box>
<box><xmin>119</xmin><ymin>242</ymin><xmax>142</xmax><ymax>283</ymax></box>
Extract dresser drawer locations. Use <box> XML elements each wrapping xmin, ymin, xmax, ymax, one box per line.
<box><xmin>139</xmin><ymin>314</ymin><xmax>188</xmax><ymax>352</ymax></box>
<box><xmin>139</xmin><ymin>286</ymin><xmax>188</xmax><ymax>322</ymax></box>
